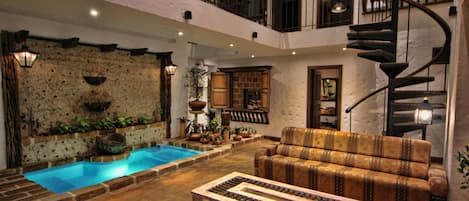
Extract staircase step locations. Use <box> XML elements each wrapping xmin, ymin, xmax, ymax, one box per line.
<box><xmin>392</xmin><ymin>102</ymin><xmax>446</xmax><ymax>111</ymax></box>
<box><xmin>391</xmin><ymin>90</ymin><xmax>446</xmax><ymax>100</ymax></box>
<box><xmin>392</xmin><ymin>114</ymin><xmax>443</xmax><ymax>124</ymax></box>
<box><xmin>357</xmin><ymin>50</ymin><xmax>396</xmax><ymax>62</ymax></box>
<box><xmin>379</xmin><ymin>63</ymin><xmax>408</xmax><ymax>78</ymax></box>
<box><xmin>392</xmin><ymin>77</ymin><xmax>435</xmax><ymax>88</ymax></box>
<box><xmin>390</xmin><ymin>125</ymin><xmax>426</xmax><ymax>136</ymax></box>
<box><xmin>347</xmin><ymin>30</ymin><xmax>395</xmax><ymax>41</ymax></box>
<box><xmin>349</xmin><ymin>21</ymin><xmax>393</xmax><ymax>31</ymax></box>
<box><xmin>347</xmin><ymin>41</ymin><xmax>396</xmax><ymax>53</ymax></box>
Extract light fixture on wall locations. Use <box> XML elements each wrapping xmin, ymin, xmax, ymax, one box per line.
<box><xmin>165</xmin><ymin>63</ymin><xmax>177</xmax><ymax>76</ymax></box>
<box><xmin>414</xmin><ymin>97</ymin><xmax>433</xmax><ymax>125</ymax></box>
<box><xmin>13</xmin><ymin>43</ymin><xmax>39</xmax><ymax>68</ymax></box>
<box><xmin>331</xmin><ymin>1</ymin><xmax>347</xmax><ymax>14</ymax></box>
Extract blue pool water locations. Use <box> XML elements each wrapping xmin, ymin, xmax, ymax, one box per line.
<box><xmin>24</xmin><ymin>145</ymin><xmax>201</xmax><ymax>193</ymax></box>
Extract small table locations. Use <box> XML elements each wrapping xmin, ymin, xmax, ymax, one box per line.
<box><xmin>192</xmin><ymin>172</ymin><xmax>357</xmax><ymax>201</ymax></box>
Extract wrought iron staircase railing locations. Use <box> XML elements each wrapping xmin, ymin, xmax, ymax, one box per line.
<box><xmin>345</xmin><ymin>0</ymin><xmax>451</xmax><ymax>138</ymax></box>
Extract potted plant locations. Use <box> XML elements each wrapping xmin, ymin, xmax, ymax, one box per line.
<box><xmin>200</xmin><ymin>132</ymin><xmax>210</xmax><ymax>144</ymax></box>
<box><xmin>206</xmin><ymin>109</ymin><xmax>221</xmax><ymax>134</ymax></box>
<box><xmin>456</xmin><ymin>145</ymin><xmax>469</xmax><ymax>189</ymax></box>
<box><xmin>186</xmin><ymin>65</ymin><xmax>208</xmax><ymax>111</ymax></box>
<box><xmin>50</xmin><ymin>121</ymin><xmax>73</xmax><ymax>135</ymax></box>
<box><xmin>186</xmin><ymin>120</ymin><xmax>204</xmax><ymax>141</ymax></box>
<box><xmin>73</xmin><ymin>117</ymin><xmax>92</xmax><ymax>133</ymax></box>
<box><xmin>114</xmin><ymin>115</ymin><xmax>133</xmax><ymax>128</ymax></box>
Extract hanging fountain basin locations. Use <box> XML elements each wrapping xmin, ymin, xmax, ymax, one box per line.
<box><xmin>96</xmin><ymin>133</ymin><xmax>127</xmax><ymax>154</ymax></box>
<box><xmin>84</xmin><ymin>101</ymin><xmax>111</xmax><ymax>112</ymax></box>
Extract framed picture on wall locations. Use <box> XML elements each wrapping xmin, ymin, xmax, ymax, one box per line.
<box><xmin>320</xmin><ymin>78</ymin><xmax>337</xmax><ymax>101</ymax></box>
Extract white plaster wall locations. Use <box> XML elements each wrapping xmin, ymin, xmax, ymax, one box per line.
<box><xmin>0</xmin><ymin>11</ymin><xmax>190</xmax><ymax>169</ymax></box>
<box><xmin>447</xmin><ymin>1</ymin><xmax>469</xmax><ymax>200</ymax></box>
<box><xmin>215</xmin><ymin>51</ymin><xmax>379</xmax><ymax>137</ymax></box>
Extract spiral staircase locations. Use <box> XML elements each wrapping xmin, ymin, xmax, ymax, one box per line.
<box><xmin>345</xmin><ymin>0</ymin><xmax>451</xmax><ymax>138</ymax></box>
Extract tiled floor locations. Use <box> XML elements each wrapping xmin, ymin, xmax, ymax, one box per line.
<box><xmin>92</xmin><ymin>138</ymin><xmax>275</xmax><ymax>201</ymax></box>
<box><xmin>0</xmin><ymin>169</ymin><xmax>53</xmax><ymax>201</ymax></box>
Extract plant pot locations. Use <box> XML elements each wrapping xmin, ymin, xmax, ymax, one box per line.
<box><xmin>188</xmin><ymin>100</ymin><xmax>206</xmax><ymax>111</ymax></box>
<box><xmin>200</xmin><ymin>138</ymin><xmax>210</xmax><ymax>144</ymax></box>
<box><xmin>240</xmin><ymin>131</ymin><xmax>251</xmax><ymax>138</ymax></box>
<box><xmin>83</xmin><ymin>76</ymin><xmax>107</xmax><ymax>85</ymax></box>
<box><xmin>188</xmin><ymin>133</ymin><xmax>201</xmax><ymax>141</ymax></box>
<box><xmin>84</xmin><ymin>101</ymin><xmax>111</xmax><ymax>112</ymax></box>
<box><xmin>234</xmin><ymin>135</ymin><xmax>243</xmax><ymax>141</ymax></box>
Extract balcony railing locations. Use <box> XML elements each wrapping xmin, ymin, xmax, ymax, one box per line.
<box><xmin>201</xmin><ymin>0</ymin><xmax>453</xmax><ymax>32</ymax></box>
<box><xmin>362</xmin><ymin>0</ymin><xmax>454</xmax><ymax>14</ymax></box>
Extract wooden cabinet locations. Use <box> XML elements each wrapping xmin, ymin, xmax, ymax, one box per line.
<box><xmin>210</xmin><ymin>72</ymin><xmax>230</xmax><ymax>108</ymax></box>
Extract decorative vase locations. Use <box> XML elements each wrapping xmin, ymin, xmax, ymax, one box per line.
<box><xmin>223</xmin><ymin>129</ymin><xmax>230</xmax><ymax>142</ymax></box>
<box><xmin>188</xmin><ymin>100</ymin><xmax>206</xmax><ymax>111</ymax></box>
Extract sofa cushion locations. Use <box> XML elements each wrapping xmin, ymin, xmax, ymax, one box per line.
<box><xmin>276</xmin><ymin>144</ymin><xmax>429</xmax><ymax>179</ymax></box>
<box><xmin>280</xmin><ymin>127</ymin><xmax>431</xmax><ymax>164</ymax></box>
<box><xmin>257</xmin><ymin>155</ymin><xmax>431</xmax><ymax>201</ymax></box>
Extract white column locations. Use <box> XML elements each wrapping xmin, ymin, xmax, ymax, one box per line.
<box><xmin>311</xmin><ymin>0</ymin><xmax>318</xmax><ymax>29</ymax></box>
<box><xmin>302</xmin><ymin>0</ymin><xmax>314</xmax><ymax>30</ymax></box>
<box><xmin>266</xmin><ymin>0</ymin><xmax>273</xmax><ymax>28</ymax></box>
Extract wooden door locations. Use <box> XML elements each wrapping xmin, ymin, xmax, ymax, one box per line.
<box><xmin>307</xmin><ymin>70</ymin><xmax>322</xmax><ymax>128</ymax></box>
<box><xmin>261</xmin><ymin>71</ymin><xmax>270</xmax><ymax>111</ymax></box>
<box><xmin>211</xmin><ymin>72</ymin><xmax>229</xmax><ymax>108</ymax></box>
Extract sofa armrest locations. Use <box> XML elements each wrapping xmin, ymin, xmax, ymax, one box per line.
<box><xmin>254</xmin><ymin>144</ymin><xmax>278</xmax><ymax>176</ymax></box>
<box><xmin>255</xmin><ymin>144</ymin><xmax>278</xmax><ymax>158</ymax></box>
<box><xmin>428</xmin><ymin>163</ymin><xmax>448</xmax><ymax>200</ymax></box>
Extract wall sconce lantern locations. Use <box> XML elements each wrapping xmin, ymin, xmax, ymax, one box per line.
<box><xmin>165</xmin><ymin>64</ymin><xmax>177</xmax><ymax>76</ymax></box>
<box><xmin>414</xmin><ymin>97</ymin><xmax>433</xmax><ymax>125</ymax></box>
<box><xmin>13</xmin><ymin>44</ymin><xmax>39</xmax><ymax>68</ymax></box>
<box><xmin>331</xmin><ymin>1</ymin><xmax>347</xmax><ymax>14</ymax></box>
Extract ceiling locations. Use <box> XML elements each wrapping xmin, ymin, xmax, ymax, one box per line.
<box><xmin>0</xmin><ymin>0</ymin><xmax>344</xmax><ymax>61</ymax></box>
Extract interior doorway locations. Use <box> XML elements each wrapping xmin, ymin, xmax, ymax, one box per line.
<box><xmin>307</xmin><ymin>65</ymin><xmax>342</xmax><ymax>130</ymax></box>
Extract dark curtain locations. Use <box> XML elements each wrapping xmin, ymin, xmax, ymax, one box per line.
<box><xmin>1</xmin><ymin>31</ymin><xmax>22</xmax><ymax>168</ymax></box>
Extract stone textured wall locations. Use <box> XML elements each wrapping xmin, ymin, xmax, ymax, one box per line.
<box><xmin>21</xmin><ymin>122</ymin><xmax>166</xmax><ymax>165</ymax></box>
<box><xmin>18</xmin><ymin>39</ymin><xmax>161</xmax><ymax>137</ymax></box>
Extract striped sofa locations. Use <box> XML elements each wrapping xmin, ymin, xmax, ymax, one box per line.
<box><xmin>255</xmin><ymin>127</ymin><xmax>447</xmax><ymax>201</ymax></box>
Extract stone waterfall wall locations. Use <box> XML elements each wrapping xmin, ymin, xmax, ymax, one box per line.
<box><xmin>18</xmin><ymin>39</ymin><xmax>161</xmax><ymax>137</ymax></box>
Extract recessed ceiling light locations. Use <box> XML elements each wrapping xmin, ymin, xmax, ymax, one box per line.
<box><xmin>291</xmin><ymin>51</ymin><xmax>296</xmax><ymax>55</ymax></box>
<box><xmin>89</xmin><ymin>8</ymin><xmax>99</xmax><ymax>17</ymax></box>
<box><xmin>342</xmin><ymin>47</ymin><xmax>347</xmax><ymax>51</ymax></box>
<box><xmin>251</xmin><ymin>54</ymin><xmax>255</xmax><ymax>58</ymax></box>
<box><xmin>177</xmin><ymin>31</ymin><xmax>184</xmax><ymax>36</ymax></box>
<box><xmin>229</xmin><ymin>43</ymin><xmax>234</xmax><ymax>47</ymax></box>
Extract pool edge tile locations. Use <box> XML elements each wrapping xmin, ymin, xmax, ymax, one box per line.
<box><xmin>132</xmin><ymin>170</ymin><xmax>158</xmax><ymax>184</ymax></box>
<box><xmin>71</xmin><ymin>184</ymin><xmax>107</xmax><ymax>201</ymax></box>
<box><xmin>103</xmin><ymin>176</ymin><xmax>134</xmax><ymax>192</ymax></box>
